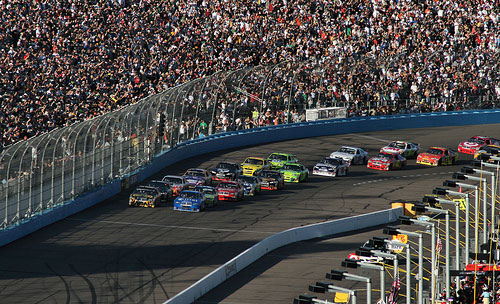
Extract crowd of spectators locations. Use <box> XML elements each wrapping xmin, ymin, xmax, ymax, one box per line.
<box><xmin>2</xmin><ymin>0</ymin><xmax>500</xmax><ymax>147</ymax></box>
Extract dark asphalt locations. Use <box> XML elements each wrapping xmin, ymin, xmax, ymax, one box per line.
<box><xmin>0</xmin><ymin>124</ymin><xmax>498</xmax><ymax>304</ymax></box>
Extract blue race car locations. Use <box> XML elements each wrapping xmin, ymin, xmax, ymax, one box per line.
<box><xmin>173</xmin><ymin>190</ymin><xmax>206</xmax><ymax>212</ymax></box>
<box><xmin>193</xmin><ymin>185</ymin><xmax>219</xmax><ymax>207</ymax></box>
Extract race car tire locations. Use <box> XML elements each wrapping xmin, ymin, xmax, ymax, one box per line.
<box><xmin>438</xmin><ymin>159</ymin><xmax>442</xmax><ymax>166</ymax></box>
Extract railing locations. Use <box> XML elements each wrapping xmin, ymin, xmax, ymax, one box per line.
<box><xmin>1</xmin><ymin>56</ymin><xmax>499</xmax><ymax>229</ymax></box>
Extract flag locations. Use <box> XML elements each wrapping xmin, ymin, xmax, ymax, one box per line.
<box><xmin>386</xmin><ymin>274</ymin><xmax>400</xmax><ymax>304</ymax></box>
<box><xmin>436</xmin><ymin>237</ymin><xmax>443</xmax><ymax>254</ymax></box>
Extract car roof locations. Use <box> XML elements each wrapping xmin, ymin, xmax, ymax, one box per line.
<box><xmin>135</xmin><ymin>186</ymin><xmax>158</xmax><ymax>191</ymax></box>
<box><xmin>163</xmin><ymin>175</ymin><xmax>183</xmax><ymax>178</ymax></box>
<box><xmin>218</xmin><ymin>161</ymin><xmax>238</xmax><ymax>165</ymax></box>
<box><xmin>428</xmin><ymin>146</ymin><xmax>447</xmax><ymax>150</ymax></box>
<box><xmin>149</xmin><ymin>180</ymin><xmax>169</xmax><ymax>184</ymax></box>
<box><xmin>186</xmin><ymin>168</ymin><xmax>205</xmax><ymax>172</ymax></box>
<box><xmin>339</xmin><ymin>146</ymin><xmax>361</xmax><ymax>149</ymax></box>
<box><xmin>245</xmin><ymin>156</ymin><xmax>265</xmax><ymax>160</ymax></box>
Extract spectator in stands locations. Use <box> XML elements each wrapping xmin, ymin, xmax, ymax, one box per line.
<box><xmin>1</xmin><ymin>0</ymin><xmax>499</xmax><ymax>147</ymax></box>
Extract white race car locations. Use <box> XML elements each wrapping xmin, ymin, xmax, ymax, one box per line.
<box><xmin>330</xmin><ymin>146</ymin><xmax>369</xmax><ymax>165</ymax></box>
<box><xmin>380</xmin><ymin>141</ymin><xmax>419</xmax><ymax>159</ymax></box>
<box><xmin>312</xmin><ymin>157</ymin><xmax>349</xmax><ymax>177</ymax></box>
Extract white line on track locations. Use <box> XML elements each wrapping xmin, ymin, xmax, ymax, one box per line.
<box><xmin>66</xmin><ymin>218</ymin><xmax>277</xmax><ymax>234</ymax></box>
<box><xmin>351</xmin><ymin>134</ymin><xmax>392</xmax><ymax>143</ymax></box>
<box><xmin>353</xmin><ymin>171</ymin><xmax>455</xmax><ymax>186</ymax></box>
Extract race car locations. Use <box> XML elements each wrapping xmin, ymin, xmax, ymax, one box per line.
<box><xmin>312</xmin><ymin>157</ymin><xmax>348</xmax><ymax>177</ymax></box>
<box><xmin>258</xmin><ymin>170</ymin><xmax>285</xmax><ymax>190</ymax></box>
<box><xmin>210</xmin><ymin>161</ymin><xmax>242</xmax><ymax>181</ymax></box>
<box><xmin>367</xmin><ymin>152</ymin><xmax>407</xmax><ymax>171</ymax></box>
<box><xmin>474</xmin><ymin>144</ymin><xmax>500</xmax><ymax>162</ymax></box>
<box><xmin>129</xmin><ymin>186</ymin><xmax>162</xmax><ymax>208</ymax></box>
<box><xmin>173</xmin><ymin>190</ymin><xmax>206</xmax><ymax>212</ymax></box>
<box><xmin>146</xmin><ymin>180</ymin><xmax>173</xmax><ymax>203</ymax></box>
<box><xmin>183</xmin><ymin>168</ymin><xmax>213</xmax><ymax>187</ymax></box>
<box><xmin>216</xmin><ymin>181</ymin><xmax>244</xmax><ymax>201</ymax></box>
<box><xmin>241</xmin><ymin>157</ymin><xmax>271</xmax><ymax>176</ymax></box>
<box><xmin>267</xmin><ymin>153</ymin><xmax>298</xmax><ymax>170</ymax></box>
<box><xmin>162</xmin><ymin>175</ymin><xmax>188</xmax><ymax>197</ymax></box>
<box><xmin>193</xmin><ymin>185</ymin><xmax>218</xmax><ymax>207</ymax></box>
<box><xmin>416</xmin><ymin>147</ymin><xmax>458</xmax><ymax>166</ymax></box>
<box><xmin>330</xmin><ymin>146</ymin><xmax>369</xmax><ymax>165</ymax></box>
<box><xmin>235</xmin><ymin>175</ymin><xmax>262</xmax><ymax>196</ymax></box>
<box><xmin>458</xmin><ymin>136</ymin><xmax>500</xmax><ymax>155</ymax></box>
<box><xmin>279</xmin><ymin>162</ymin><xmax>309</xmax><ymax>183</ymax></box>
<box><xmin>380</xmin><ymin>141</ymin><xmax>419</xmax><ymax>159</ymax></box>
<box><xmin>346</xmin><ymin>253</ymin><xmax>384</xmax><ymax>264</ymax></box>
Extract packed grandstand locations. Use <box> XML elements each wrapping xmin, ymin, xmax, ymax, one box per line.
<box><xmin>1</xmin><ymin>0</ymin><xmax>500</xmax><ymax>147</ymax></box>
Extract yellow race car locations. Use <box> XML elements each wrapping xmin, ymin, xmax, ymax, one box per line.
<box><xmin>474</xmin><ymin>144</ymin><xmax>500</xmax><ymax>162</ymax></box>
<box><xmin>241</xmin><ymin>157</ymin><xmax>271</xmax><ymax>176</ymax></box>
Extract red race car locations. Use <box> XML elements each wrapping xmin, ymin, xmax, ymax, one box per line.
<box><xmin>458</xmin><ymin>136</ymin><xmax>499</xmax><ymax>155</ymax></box>
<box><xmin>367</xmin><ymin>152</ymin><xmax>407</xmax><ymax>171</ymax></box>
<box><xmin>417</xmin><ymin>147</ymin><xmax>458</xmax><ymax>166</ymax></box>
<box><xmin>216</xmin><ymin>181</ymin><xmax>244</xmax><ymax>201</ymax></box>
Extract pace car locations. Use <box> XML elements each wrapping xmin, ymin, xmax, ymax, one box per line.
<box><xmin>267</xmin><ymin>153</ymin><xmax>298</xmax><ymax>170</ymax></box>
<box><xmin>279</xmin><ymin>162</ymin><xmax>309</xmax><ymax>183</ymax></box>
<box><xmin>474</xmin><ymin>144</ymin><xmax>500</xmax><ymax>162</ymax></box>
<box><xmin>211</xmin><ymin>161</ymin><xmax>242</xmax><ymax>181</ymax></box>
<box><xmin>193</xmin><ymin>186</ymin><xmax>218</xmax><ymax>207</ymax></box>
<box><xmin>216</xmin><ymin>181</ymin><xmax>244</xmax><ymax>201</ymax></box>
<box><xmin>416</xmin><ymin>147</ymin><xmax>458</xmax><ymax>166</ymax></box>
<box><xmin>458</xmin><ymin>136</ymin><xmax>500</xmax><ymax>155</ymax></box>
<box><xmin>173</xmin><ymin>190</ymin><xmax>206</xmax><ymax>212</ymax></box>
<box><xmin>129</xmin><ymin>186</ymin><xmax>162</xmax><ymax>208</ymax></box>
<box><xmin>183</xmin><ymin>168</ymin><xmax>213</xmax><ymax>187</ymax></box>
<box><xmin>241</xmin><ymin>157</ymin><xmax>270</xmax><ymax>176</ymax></box>
<box><xmin>312</xmin><ymin>157</ymin><xmax>348</xmax><ymax>177</ymax></box>
<box><xmin>380</xmin><ymin>141</ymin><xmax>419</xmax><ymax>159</ymax></box>
<box><xmin>146</xmin><ymin>180</ymin><xmax>173</xmax><ymax>203</ymax></box>
<box><xmin>235</xmin><ymin>175</ymin><xmax>262</xmax><ymax>196</ymax></box>
<box><xmin>258</xmin><ymin>170</ymin><xmax>285</xmax><ymax>190</ymax></box>
<box><xmin>330</xmin><ymin>146</ymin><xmax>369</xmax><ymax>165</ymax></box>
<box><xmin>367</xmin><ymin>152</ymin><xmax>407</xmax><ymax>171</ymax></box>
<box><xmin>162</xmin><ymin>175</ymin><xmax>188</xmax><ymax>197</ymax></box>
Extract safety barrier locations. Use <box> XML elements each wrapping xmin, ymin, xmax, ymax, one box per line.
<box><xmin>165</xmin><ymin>207</ymin><xmax>404</xmax><ymax>304</ymax></box>
<box><xmin>1</xmin><ymin>109</ymin><xmax>500</xmax><ymax>246</ymax></box>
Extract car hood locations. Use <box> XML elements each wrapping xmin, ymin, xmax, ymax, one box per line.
<box><xmin>459</xmin><ymin>141</ymin><xmax>482</xmax><ymax>148</ymax></box>
<box><xmin>381</xmin><ymin>147</ymin><xmax>404</xmax><ymax>154</ymax></box>
<box><xmin>330</xmin><ymin>152</ymin><xmax>355</xmax><ymax>159</ymax></box>
<box><xmin>175</xmin><ymin>197</ymin><xmax>201</xmax><ymax>204</ymax></box>
<box><xmin>369</xmin><ymin>157</ymin><xmax>391</xmax><ymax>163</ymax></box>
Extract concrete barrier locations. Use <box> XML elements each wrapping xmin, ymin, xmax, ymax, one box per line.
<box><xmin>165</xmin><ymin>207</ymin><xmax>404</xmax><ymax>304</ymax></box>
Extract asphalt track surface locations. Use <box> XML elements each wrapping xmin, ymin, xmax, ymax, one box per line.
<box><xmin>1</xmin><ymin>123</ymin><xmax>499</xmax><ymax>304</ymax></box>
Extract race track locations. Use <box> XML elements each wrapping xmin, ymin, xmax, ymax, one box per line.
<box><xmin>0</xmin><ymin>124</ymin><xmax>498</xmax><ymax>304</ymax></box>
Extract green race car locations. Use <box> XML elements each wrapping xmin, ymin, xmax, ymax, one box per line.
<box><xmin>278</xmin><ymin>162</ymin><xmax>309</xmax><ymax>183</ymax></box>
<box><xmin>267</xmin><ymin>153</ymin><xmax>298</xmax><ymax>170</ymax></box>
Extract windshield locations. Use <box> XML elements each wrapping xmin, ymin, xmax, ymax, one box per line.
<box><xmin>163</xmin><ymin>177</ymin><xmax>183</xmax><ymax>184</ymax></box>
<box><xmin>185</xmin><ymin>170</ymin><xmax>204</xmax><ymax>177</ymax></box>
<box><xmin>217</xmin><ymin>162</ymin><xmax>237</xmax><ymax>170</ymax></box>
<box><xmin>468</xmin><ymin>137</ymin><xmax>486</xmax><ymax>144</ymax></box>
<box><xmin>133</xmin><ymin>188</ymin><xmax>157</xmax><ymax>196</ymax></box>
<box><xmin>218</xmin><ymin>182</ymin><xmax>237</xmax><ymax>189</ymax></box>
<box><xmin>148</xmin><ymin>182</ymin><xmax>169</xmax><ymax>189</ymax></box>
<box><xmin>179</xmin><ymin>192</ymin><xmax>201</xmax><ymax>199</ymax></box>
<box><xmin>282</xmin><ymin>164</ymin><xmax>301</xmax><ymax>171</ymax></box>
<box><xmin>244</xmin><ymin>158</ymin><xmax>264</xmax><ymax>165</ymax></box>
<box><xmin>194</xmin><ymin>187</ymin><xmax>214</xmax><ymax>194</ymax></box>
<box><xmin>268</xmin><ymin>154</ymin><xmax>288</xmax><ymax>161</ymax></box>
<box><xmin>426</xmin><ymin>148</ymin><xmax>444</xmax><ymax>155</ymax></box>
<box><xmin>237</xmin><ymin>176</ymin><xmax>257</xmax><ymax>183</ymax></box>
<box><xmin>260</xmin><ymin>171</ymin><xmax>280</xmax><ymax>178</ymax></box>
<box><xmin>376</xmin><ymin>153</ymin><xmax>394</xmax><ymax>159</ymax></box>
<box><xmin>322</xmin><ymin>158</ymin><xmax>340</xmax><ymax>166</ymax></box>
<box><xmin>388</xmin><ymin>142</ymin><xmax>406</xmax><ymax>149</ymax></box>
<box><xmin>337</xmin><ymin>147</ymin><xmax>356</xmax><ymax>154</ymax></box>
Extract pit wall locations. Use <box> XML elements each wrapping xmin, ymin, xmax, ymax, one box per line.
<box><xmin>1</xmin><ymin>109</ymin><xmax>499</xmax><ymax>247</ymax></box>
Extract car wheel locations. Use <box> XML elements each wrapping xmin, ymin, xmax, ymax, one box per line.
<box><xmin>438</xmin><ymin>159</ymin><xmax>442</xmax><ymax>166</ymax></box>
